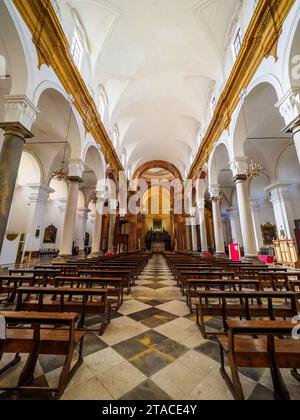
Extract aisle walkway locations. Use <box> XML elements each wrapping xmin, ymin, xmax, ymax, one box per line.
<box><xmin>1</xmin><ymin>255</ymin><xmax>299</xmax><ymax>400</ymax></box>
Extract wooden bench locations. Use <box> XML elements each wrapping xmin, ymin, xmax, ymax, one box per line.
<box><xmin>16</xmin><ymin>287</ymin><xmax>111</xmax><ymax>336</ymax></box>
<box><xmin>186</xmin><ymin>279</ymin><xmax>261</xmax><ymax>312</ymax></box>
<box><xmin>54</xmin><ymin>276</ymin><xmax>124</xmax><ymax>310</ymax></box>
<box><xmin>0</xmin><ymin>275</ymin><xmax>34</xmax><ymax>304</ymax></box>
<box><xmin>0</xmin><ymin>311</ymin><xmax>84</xmax><ymax>400</ymax></box>
<box><xmin>218</xmin><ymin>320</ymin><xmax>300</xmax><ymax>400</ymax></box>
<box><xmin>196</xmin><ymin>290</ymin><xmax>298</xmax><ymax>339</ymax></box>
<box><xmin>79</xmin><ymin>269</ymin><xmax>132</xmax><ymax>293</ymax></box>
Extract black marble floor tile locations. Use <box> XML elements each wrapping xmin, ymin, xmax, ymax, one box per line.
<box><xmin>240</xmin><ymin>367</ymin><xmax>266</xmax><ymax>383</ymax></box>
<box><xmin>129</xmin><ymin>350</ymin><xmax>173</xmax><ymax>377</ymax></box>
<box><xmin>120</xmin><ymin>380</ymin><xmax>172</xmax><ymax>401</ymax></box>
<box><xmin>194</xmin><ymin>340</ymin><xmax>221</xmax><ymax>363</ymax></box>
<box><xmin>156</xmin><ymin>338</ymin><xmax>188</xmax><ymax>359</ymax></box>
<box><xmin>248</xmin><ymin>383</ymin><xmax>275</xmax><ymax>400</ymax></box>
<box><xmin>143</xmin><ymin>283</ymin><xmax>168</xmax><ymax>290</ymax></box>
<box><xmin>81</xmin><ymin>333</ymin><xmax>108</xmax><ymax>357</ymax></box>
<box><xmin>39</xmin><ymin>355</ymin><xmax>66</xmax><ymax>374</ymax></box>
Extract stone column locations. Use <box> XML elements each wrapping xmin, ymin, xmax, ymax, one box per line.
<box><xmin>59</xmin><ymin>160</ymin><xmax>84</xmax><ymax>258</ymax></box>
<box><xmin>0</xmin><ymin>96</ymin><xmax>39</xmax><ymax>253</ymax></box>
<box><xmin>249</xmin><ymin>199</ymin><xmax>264</xmax><ymax>250</ymax></box>
<box><xmin>277</xmin><ymin>88</ymin><xmax>300</xmax><ymax>164</ymax></box>
<box><xmin>196</xmin><ymin>199</ymin><xmax>208</xmax><ymax>253</ymax></box>
<box><xmin>230</xmin><ymin>158</ymin><xmax>259</xmax><ymax>261</ymax></box>
<box><xmin>265</xmin><ymin>183</ymin><xmax>295</xmax><ymax>239</ymax></box>
<box><xmin>77</xmin><ymin>208</ymin><xmax>91</xmax><ymax>257</ymax></box>
<box><xmin>25</xmin><ymin>184</ymin><xmax>54</xmax><ymax>253</ymax></box>
<box><xmin>190</xmin><ymin>209</ymin><xmax>198</xmax><ymax>252</ymax></box>
<box><xmin>107</xmin><ymin>199</ymin><xmax>117</xmax><ymax>254</ymax></box>
<box><xmin>185</xmin><ymin>217</ymin><xmax>192</xmax><ymax>251</ymax></box>
<box><xmin>209</xmin><ymin>185</ymin><xmax>225</xmax><ymax>256</ymax></box>
<box><xmin>228</xmin><ymin>207</ymin><xmax>243</xmax><ymax>247</ymax></box>
<box><xmin>90</xmin><ymin>193</ymin><xmax>106</xmax><ymax>257</ymax></box>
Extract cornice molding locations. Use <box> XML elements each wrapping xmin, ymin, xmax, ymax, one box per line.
<box><xmin>12</xmin><ymin>0</ymin><xmax>124</xmax><ymax>174</ymax></box>
<box><xmin>188</xmin><ymin>0</ymin><xmax>295</xmax><ymax>179</ymax></box>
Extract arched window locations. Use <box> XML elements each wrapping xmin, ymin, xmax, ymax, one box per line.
<box><xmin>70</xmin><ymin>9</ymin><xmax>89</xmax><ymax>70</ymax></box>
<box><xmin>71</xmin><ymin>31</ymin><xmax>83</xmax><ymax>68</ymax></box>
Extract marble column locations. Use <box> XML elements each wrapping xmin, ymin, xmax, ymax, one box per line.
<box><xmin>25</xmin><ymin>184</ymin><xmax>54</xmax><ymax>253</ymax></box>
<box><xmin>59</xmin><ymin>160</ymin><xmax>84</xmax><ymax>257</ymax></box>
<box><xmin>77</xmin><ymin>208</ymin><xmax>91</xmax><ymax>257</ymax></box>
<box><xmin>249</xmin><ymin>199</ymin><xmax>264</xmax><ymax>250</ymax></box>
<box><xmin>107</xmin><ymin>199</ymin><xmax>117</xmax><ymax>254</ymax></box>
<box><xmin>190</xmin><ymin>215</ymin><xmax>198</xmax><ymax>252</ymax></box>
<box><xmin>228</xmin><ymin>207</ymin><xmax>243</xmax><ymax>247</ymax></box>
<box><xmin>0</xmin><ymin>97</ymin><xmax>39</xmax><ymax>253</ymax></box>
<box><xmin>209</xmin><ymin>185</ymin><xmax>225</xmax><ymax>256</ymax></box>
<box><xmin>90</xmin><ymin>194</ymin><xmax>106</xmax><ymax>257</ymax></box>
<box><xmin>277</xmin><ymin>88</ymin><xmax>300</xmax><ymax>165</ymax></box>
<box><xmin>196</xmin><ymin>199</ymin><xmax>208</xmax><ymax>253</ymax></box>
<box><xmin>265</xmin><ymin>183</ymin><xmax>295</xmax><ymax>239</ymax></box>
<box><xmin>230</xmin><ymin>158</ymin><xmax>259</xmax><ymax>260</ymax></box>
<box><xmin>185</xmin><ymin>217</ymin><xmax>192</xmax><ymax>251</ymax></box>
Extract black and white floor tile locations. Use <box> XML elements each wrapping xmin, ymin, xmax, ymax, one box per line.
<box><xmin>1</xmin><ymin>254</ymin><xmax>300</xmax><ymax>400</ymax></box>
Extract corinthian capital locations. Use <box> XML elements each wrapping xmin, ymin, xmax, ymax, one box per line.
<box><xmin>4</xmin><ymin>95</ymin><xmax>39</xmax><ymax>131</ymax></box>
<box><xmin>276</xmin><ymin>88</ymin><xmax>300</xmax><ymax>132</ymax></box>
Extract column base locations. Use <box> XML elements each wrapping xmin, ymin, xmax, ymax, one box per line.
<box><xmin>53</xmin><ymin>255</ymin><xmax>72</xmax><ymax>264</ymax></box>
<box><xmin>242</xmin><ymin>255</ymin><xmax>265</xmax><ymax>264</ymax></box>
<box><xmin>88</xmin><ymin>252</ymin><xmax>103</xmax><ymax>259</ymax></box>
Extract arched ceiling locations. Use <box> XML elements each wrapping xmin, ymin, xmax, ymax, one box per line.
<box><xmin>60</xmin><ymin>0</ymin><xmax>243</xmax><ymax>176</ymax></box>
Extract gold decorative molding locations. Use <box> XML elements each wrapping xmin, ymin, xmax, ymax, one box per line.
<box><xmin>189</xmin><ymin>0</ymin><xmax>295</xmax><ymax>180</ymax></box>
<box><xmin>12</xmin><ymin>0</ymin><xmax>123</xmax><ymax>174</ymax></box>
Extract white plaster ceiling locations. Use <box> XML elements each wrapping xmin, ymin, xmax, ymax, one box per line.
<box><xmin>60</xmin><ymin>0</ymin><xmax>242</xmax><ymax>175</ymax></box>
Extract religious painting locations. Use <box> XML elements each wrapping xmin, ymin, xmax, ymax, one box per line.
<box><xmin>43</xmin><ymin>224</ymin><xmax>57</xmax><ymax>244</ymax></box>
<box><xmin>153</xmin><ymin>219</ymin><xmax>162</xmax><ymax>231</ymax></box>
<box><xmin>261</xmin><ymin>223</ymin><xmax>277</xmax><ymax>246</ymax></box>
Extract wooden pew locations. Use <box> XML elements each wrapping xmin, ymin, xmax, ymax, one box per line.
<box><xmin>218</xmin><ymin>320</ymin><xmax>300</xmax><ymax>400</ymax></box>
<box><xmin>0</xmin><ymin>275</ymin><xmax>34</xmax><ymax>304</ymax></box>
<box><xmin>196</xmin><ymin>290</ymin><xmax>298</xmax><ymax>339</ymax></box>
<box><xmin>9</xmin><ymin>269</ymin><xmax>62</xmax><ymax>287</ymax></box>
<box><xmin>186</xmin><ymin>279</ymin><xmax>261</xmax><ymax>312</ymax></box>
<box><xmin>54</xmin><ymin>276</ymin><xmax>124</xmax><ymax>310</ymax></box>
<box><xmin>79</xmin><ymin>269</ymin><xmax>132</xmax><ymax>293</ymax></box>
<box><xmin>180</xmin><ymin>271</ymin><xmax>238</xmax><ymax>295</ymax></box>
<box><xmin>16</xmin><ymin>287</ymin><xmax>111</xmax><ymax>336</ymax></box>
<box><xmin>0</xmin><ymin>311</ymin><xmax>84</xmax><ymax>400</ymax></box>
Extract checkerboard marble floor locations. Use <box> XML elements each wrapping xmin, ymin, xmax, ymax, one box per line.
<box><xmin>1</xmin><ymin>254</ymin><xmax>300</xmax><ymax>400</ymax></box>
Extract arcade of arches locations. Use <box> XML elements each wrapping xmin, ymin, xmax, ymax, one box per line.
<box><xmin>1</xmin><ymin>0</ymin><xmax>300</xmax><ymax>401</ymax></box>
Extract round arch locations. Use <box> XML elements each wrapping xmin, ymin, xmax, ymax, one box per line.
<box><xmin>231</xmin><ymin>82</ymin><xmax>285</xmax><ymax>158</ymax></box>
<box><xmin>133</xmin><ymin>160</ymin><xmax>183</xmax><ymax>181</ymax></box>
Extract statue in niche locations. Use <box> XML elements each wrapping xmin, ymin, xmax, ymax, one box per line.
<box><xmin>43</xmin><ymin>224</ymin><xmax>57</xmax><ymax>244</ymax></box>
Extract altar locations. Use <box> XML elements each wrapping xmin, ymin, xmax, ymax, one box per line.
<box><xmin>145</xmin><ymin>229</ymin><xmax>171</xmax><ymax>251</ymax></box>
<box><xmin>151</xmin><ymin>242</ymin><xmax>166</xmax><ymax>252</ymax></box>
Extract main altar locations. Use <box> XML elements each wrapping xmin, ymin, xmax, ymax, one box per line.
<box><xmin>145</xmin><ymin>229</ymin><xmax>171</xmax><ymax>251</ymax></box>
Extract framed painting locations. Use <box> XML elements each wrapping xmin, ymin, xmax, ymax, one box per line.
<box><xmin>261</xmin><ymin>223</ymin><xmax>277</xmax><ymax>246</ymax></box>
<box><xmin>43</xmin><ymin>224</ymin><xmax>58</xmax><ymax>244</ymax></box>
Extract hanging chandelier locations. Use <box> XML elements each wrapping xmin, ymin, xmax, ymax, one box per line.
<box><xmin>51</xmin><ymin>98</ymin><xmax>73</xmax><ymax>182</ymax></box>
<box><xmin>245</xmin><ymin>157</ymin><xmax>263</xmax><ymax>180</ymax></box>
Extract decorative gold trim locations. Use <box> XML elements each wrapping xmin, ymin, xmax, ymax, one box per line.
<box><xmin>12</xmin><ymin>0</ymin><xmax>123</xmax><ymax>174</ymax></box>
<box><xmin>189</xmin><ymin>0</ymin><xmax>295</xmax><ymax>179</ymax></box>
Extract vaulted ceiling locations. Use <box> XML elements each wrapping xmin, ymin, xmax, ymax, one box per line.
<box><xmin>59</xmin><ymin>0</ymin><xmax>243</xmax><ymax>176</ymax></box>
